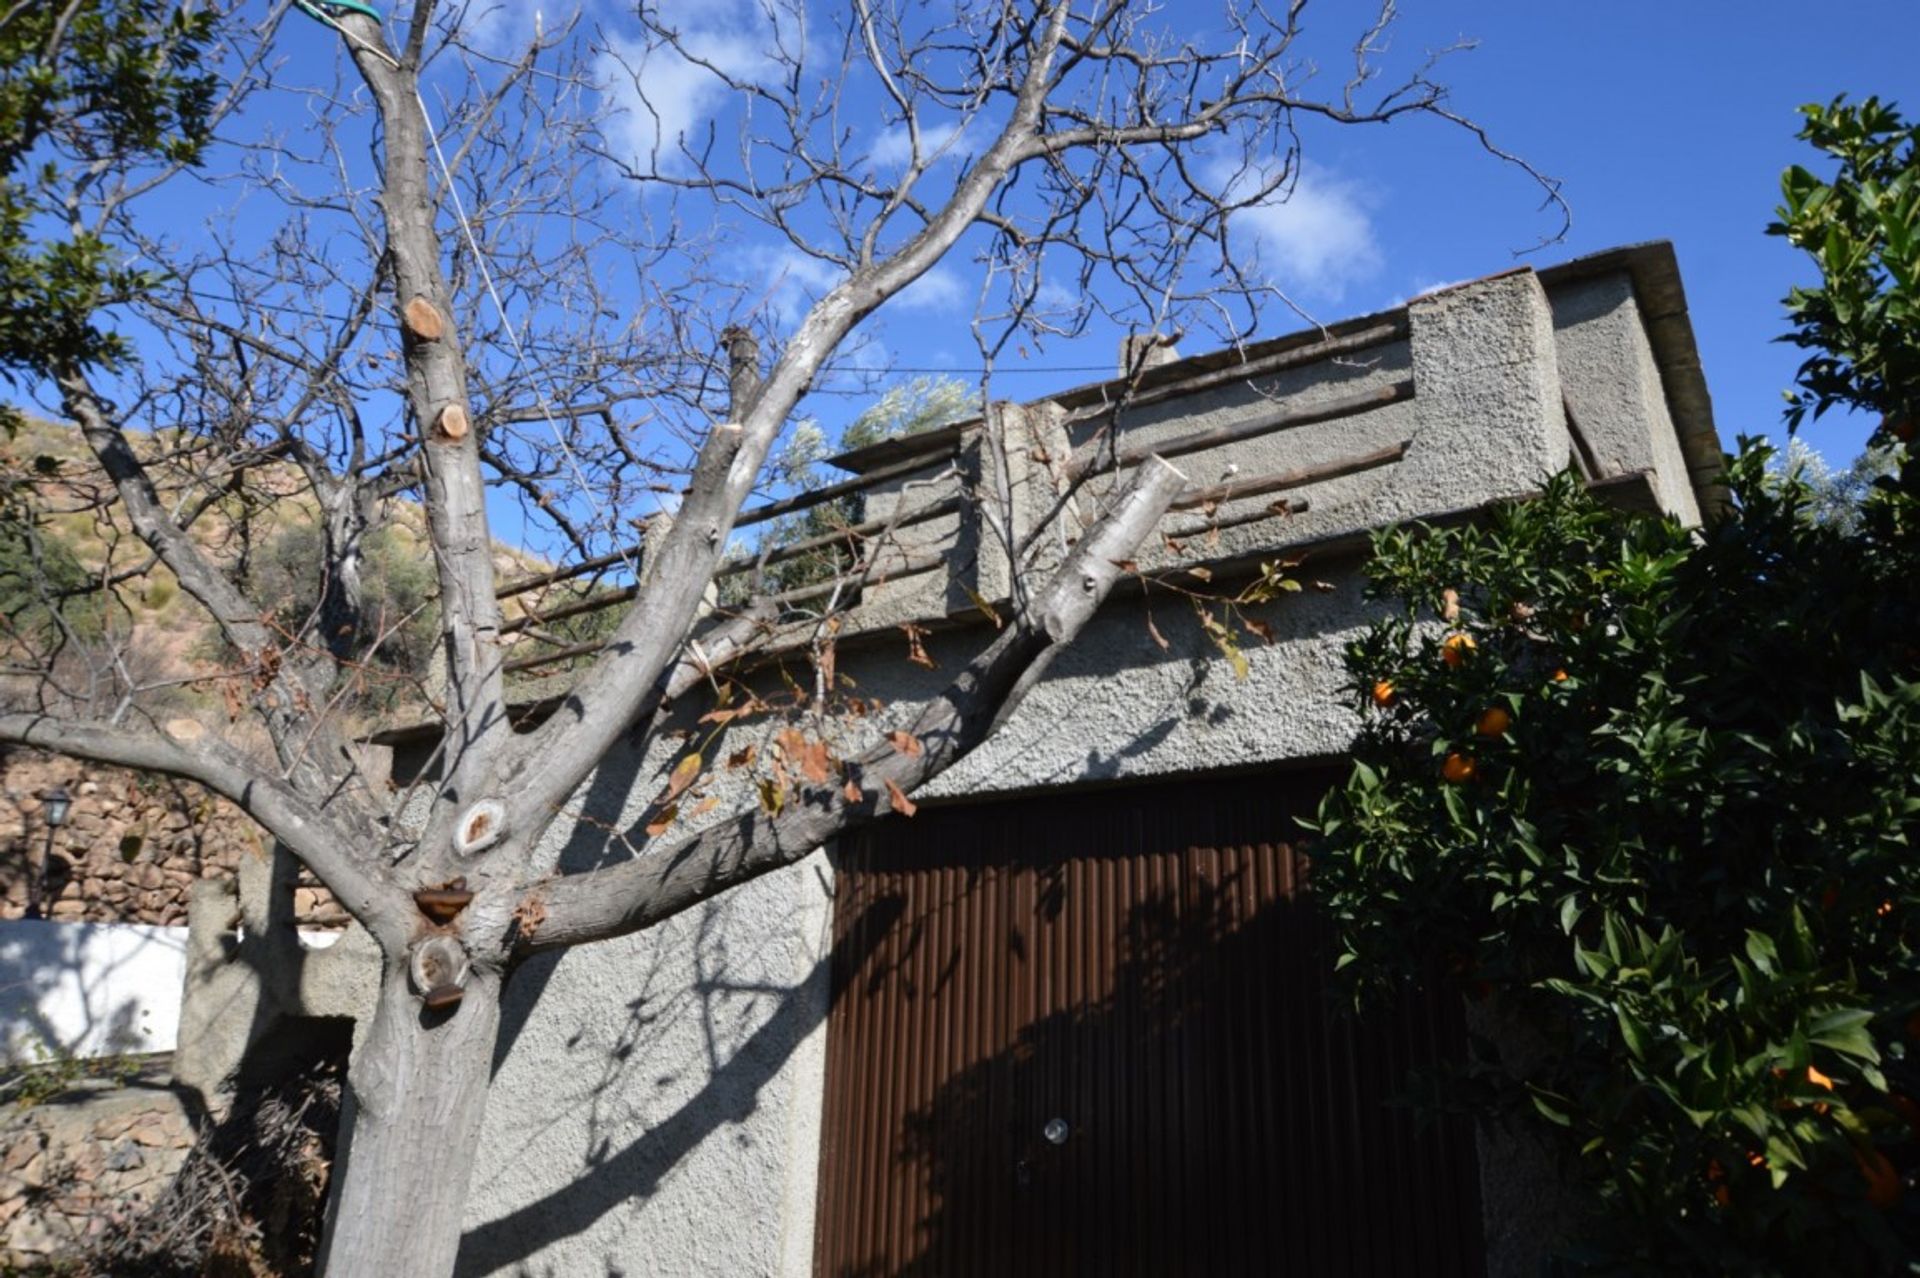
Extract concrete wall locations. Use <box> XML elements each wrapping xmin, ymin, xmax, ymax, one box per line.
<box><xmin>459</xmin><ymin>848</ymin><xmax>833</xmax><ymax>1277</ymax></box>
<box><xmin>1549</xmin><ymin>274</ymin><xmax>1703</xmax><ymax>524</ymax></box>
<box><xmin>0</xmin><ymin>921</ymin><xmax>187</xmax><ymax>1060</ymax></box>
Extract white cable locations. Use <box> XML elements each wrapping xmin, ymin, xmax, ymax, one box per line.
<box><xmin>308</xmin><ymin>2</ymin><xmax>650</xmax><ymax>580</ymax></box>
<box><xmin>413</xmin><ymin>84</ymin><xmax>654</xmax><ymax>580</ymax></box>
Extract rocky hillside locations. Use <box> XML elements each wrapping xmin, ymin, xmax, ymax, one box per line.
<box><xmin>2</xmin><ymin>415</ymin><xmax>578</xmax><ymax>733</ymax></box>
<box><xmin>0</xmin><ymin>415</ymin><xmax>582</xmax><ymax>927</ymax></box>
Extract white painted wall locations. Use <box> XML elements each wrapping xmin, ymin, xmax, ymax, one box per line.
<box><xmin>0</xmin><ymin>920</ymin><xmax>188</xmax><ymax>1059</ymax></box>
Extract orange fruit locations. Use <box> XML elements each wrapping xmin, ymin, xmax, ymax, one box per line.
<box><xmin>1441</xmin><ymin>633</ymin><xmax>1476</xmax><ymax>668</ymax></box>
<box><xmin>1371</xmin><ymin>680</ymin><xmax>1397</xmax><ymax>708</ymax></box>
<box><xmin>1551</xmin><ymin>668</ymin><xmax>1570</xmax><ymax>683</ymax></box>
<box><xmin>1857</xmin><ymin>1145</ymin><xmax>1902</xmax><ymax>1209</ymax></box>
<box><xmin>1713</xmin><ymin>1184</ymin><xmax>1732</xmax><ymax>1208</ymax></box>
<box><xmin>1878</xmin><ymin>900</ymin><xmax>1895</xmax><ymax>918</ymax></box>
<box><xmin>1475</xmin><ymin>706</ymin><xmax>1512</xmax><ymax>737</ymax></box>
<box><xmin>1807</xmin><ymin>1065</ymin><xmax>1835</xmax><ymax>1091</ymax></box>
<box><xmin>1441</xmin><ymin>752</ymin><xmax>1477</xmax><ymax>784</ymax></box>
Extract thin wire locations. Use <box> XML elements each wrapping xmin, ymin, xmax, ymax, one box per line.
<box><xmin>412</xmin><ymin>83</ymin><xmax>653</xmax><ymax>572</ymax></box>
<box><xmin>154</xmin><ymin>286</ymin><xmax>1117</xmax><ymax>377</ymax></box>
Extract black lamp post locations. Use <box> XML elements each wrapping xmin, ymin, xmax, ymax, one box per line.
<box><xmin>28</xmin><ymin>785</ymin><xmax>71</xmax><ymax>920</ymax></box>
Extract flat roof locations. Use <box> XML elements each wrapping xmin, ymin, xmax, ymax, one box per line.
<box><xmin>825</xmin><ymin>240</ymin><xmax>1725</xmax><ymax>518</ymax></box>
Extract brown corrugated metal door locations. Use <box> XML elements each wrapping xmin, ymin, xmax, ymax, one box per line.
<box><xmin>814</xmin><ymin>769</ymin><xmax>1485</xmax><ymax>1277</ymax></box>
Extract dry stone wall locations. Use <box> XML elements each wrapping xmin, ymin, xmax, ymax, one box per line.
<box><xmin>0</xmin><ymin>1077</ymin><xmax>195</xmax><ymax>1266</ymax></box>
<box><xmin>0</xmin><ymin>748</ymin><xmax>343</xmax><ymax>928</ymax></box>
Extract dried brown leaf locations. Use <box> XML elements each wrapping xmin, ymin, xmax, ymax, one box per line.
<box><xmin>901</xmin><ymin>622</ymin><xmax>936</xmax><ymax>669</ymax></box>
<box><xmin>664</xmin><ymin>752</ymin><xmax>702</xmax><ymax>803</ymax></box>
<box><xmin>800</xmin><ymin>738</ymin><xmax>832</xmax><ymax>785</ymax></box>
<box><xmin>884</xmin><ymin>777</ymin><xmax>918</xmax><ymax>818</ymax></box>
<box><xmin>961</xmin><ymin>585</ymin><xmax>1004</xmax><ymax>630</ymax></box>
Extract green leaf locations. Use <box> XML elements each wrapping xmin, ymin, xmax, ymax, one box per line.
<box><xmin>1529</xmin><ymin>1088</ymin><xmax>1572</xmax><ymax>1127</ymax></box>
<box><xmin>1806</xmin><ymin>1008</ymin><xmax>1878</xmax><ymax>1062</ymax></box>
<box><xmin>1617</xmin><ymin>1006</ymin><xmax>1653</xmax><ymax>1062</ymax></box>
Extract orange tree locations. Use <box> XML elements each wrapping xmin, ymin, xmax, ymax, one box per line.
<box><xmin>1310</xmin><ymin>97</ymin><xmax>1920</xmax><ymax>1274</ymax></box>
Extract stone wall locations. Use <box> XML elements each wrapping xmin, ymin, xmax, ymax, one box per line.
<box><xmin>0</xmin><ymin>1072</ymin><xmax>195</xmax><ymax>1266</ymax></box>
<box><xmin>0</xmin><ymin>748</ymin><xmax>343</xmax><ymax>928</ymax></box>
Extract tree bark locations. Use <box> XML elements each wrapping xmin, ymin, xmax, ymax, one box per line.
<box><xmin>319</xmin><ymin>962</ymin><xmax>504</xmax><ymax>1278</ymax></box>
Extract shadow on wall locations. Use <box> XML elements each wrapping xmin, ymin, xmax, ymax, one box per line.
<box><xmin>0</xmin><ymin>920</ymin><xmax>187</xmax><ymax>1061</ymax></box>
<box><xmin>457</xmin><ymin>894</ymin><xmax>900</xmax><ymax>1277</ymax></box>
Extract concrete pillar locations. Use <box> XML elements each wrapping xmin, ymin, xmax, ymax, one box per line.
<box><xmin>1400</xmin><ymin>270</ymin><xmax>1572</xmax><ymax>512</ymax></box>
<box><xmin>969</xmin><ymin>399</ymin><xmax>1076</xmax><ymax>607</ymax></box>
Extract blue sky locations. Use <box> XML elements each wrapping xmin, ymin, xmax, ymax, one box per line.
<box><xmin>788</xmin><ymin>1</ymin><xmax>1918</xmax><ymax>468</ymax></box>
<box><xmin>1297</xmin><ymin>2</ymin><xmax>1919</xmax><ymax>467</ymax></box>
<box><xmin>62</xmin><ymin>2</ymin><xmax>1917</xmax><ymax>566</ymax></box>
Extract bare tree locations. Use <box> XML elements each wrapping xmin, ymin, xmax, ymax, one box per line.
<box><xmin>0</xmin><ymin>1</ymin><xmax>1560</xmax><ymax>1272</ymax></box>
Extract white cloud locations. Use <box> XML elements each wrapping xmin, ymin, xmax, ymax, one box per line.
<box><xmin>1213</xmin><ymin>160</ymin><xmax>1383</xmax><ymax>304</ymax></box>
<box><xmin>868</xmin><ymin>121</ymin><xmax>972</xmax><ymax>169</ymax></box>
<box><xmin>750</xmin><ymin>248</ymin><xmax>843</xmax><ymax>328</ymax></box>
<box><xmin>454</xmin><ymin>2</ymin><xmax>531</xmax><ymax>57</ymax></box>
<box><xmin>595</xmin><ymin>1</ymin><xmax>795</xmax><ymax>174</ymax></box>
<box><xmin>748</xmin><ymin>248</ymin><xmax>966</xmax><ymax>329</ymax></box>
<box><xmin>891</xmin><ymin>267</ymin><xmax>965</xmax><ymax>312</ymax></box>
<box><xmin>1390</xmin><ymin>276</ymin><xmax>1470</xmax><ymax>307</ymax></box>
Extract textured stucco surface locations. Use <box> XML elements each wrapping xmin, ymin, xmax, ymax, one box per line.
<box><xmin>458</xmin><ymin>844</ymin><xmax>833</xmax><ymax>1278</ymax></box>
<box><xmin>1549</xmin><ymin>274</ymin><xmax>1703</xmax><ymax>523</ymax></box>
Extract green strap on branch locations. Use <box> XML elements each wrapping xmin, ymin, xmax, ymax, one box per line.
<box><xmin>294</xmin><ymin>1</ymin><xmax>384</xmax><ymax>25</ymax></box>
<box><xmin>293</xmin><ymin>0</ymin><xmax>399</xmax><ymax>69</ymax></box>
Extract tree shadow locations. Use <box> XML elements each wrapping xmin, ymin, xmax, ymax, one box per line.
<box><xmin>457</xmin><ymin>893</ymin><xmax>902</xmax><ymax>1276</ymax></box>
<box><xmin>0</xmin><ymin>916</ymin><xmax>186</xmax><ymax>1064</ymax></box>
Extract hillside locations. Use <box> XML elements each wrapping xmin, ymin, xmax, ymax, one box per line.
<box><xmin>1</xmin><ymin>415</ymin><xmax>575</xmax><ymax>733</ymax></box>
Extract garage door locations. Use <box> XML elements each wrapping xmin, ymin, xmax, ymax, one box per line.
<box><xmin>814</xmin><ymin>769</ymin><xmax>1486</xmax><ymax>1276</ymax></box>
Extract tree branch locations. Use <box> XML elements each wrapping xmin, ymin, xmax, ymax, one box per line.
<box><xmin>492</xmin><ymin>1</ymin><xmax>1080</xmax><ymax>842</ymax></box>
<box><xmin>519</xmin><ymin>454</ymin><xmax>1188</xmax><ymax>953</ymax></box>
<box><xmin>0</xmin><ymin>712</ymin><xmax>409</xmax><ymax>945</ymax></box>
<box><xmin>341</xmin><ymin>7</ymin><xmax>511</xmax><ymax>823</ymax></box>
<box><xmin>54</xmin><ymin>368</ymin><xmax>357</xmax><ymax>802</ymax></box>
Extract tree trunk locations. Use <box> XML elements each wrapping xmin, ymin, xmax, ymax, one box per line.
<box><xmin>319</xmin><ymin>963</ymin><xmax>503</xmax><ymax>1278</ymax></box>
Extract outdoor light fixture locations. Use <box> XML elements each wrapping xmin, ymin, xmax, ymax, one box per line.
<box><xmin>26</xmin><ymin>785</ymin><xmax>71</xmax><ymax>920</ymax></box>
<box><xmin>41</xmin><ymin>786</ymin><xmax>71</xmax><ymax>829</ymax></box>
